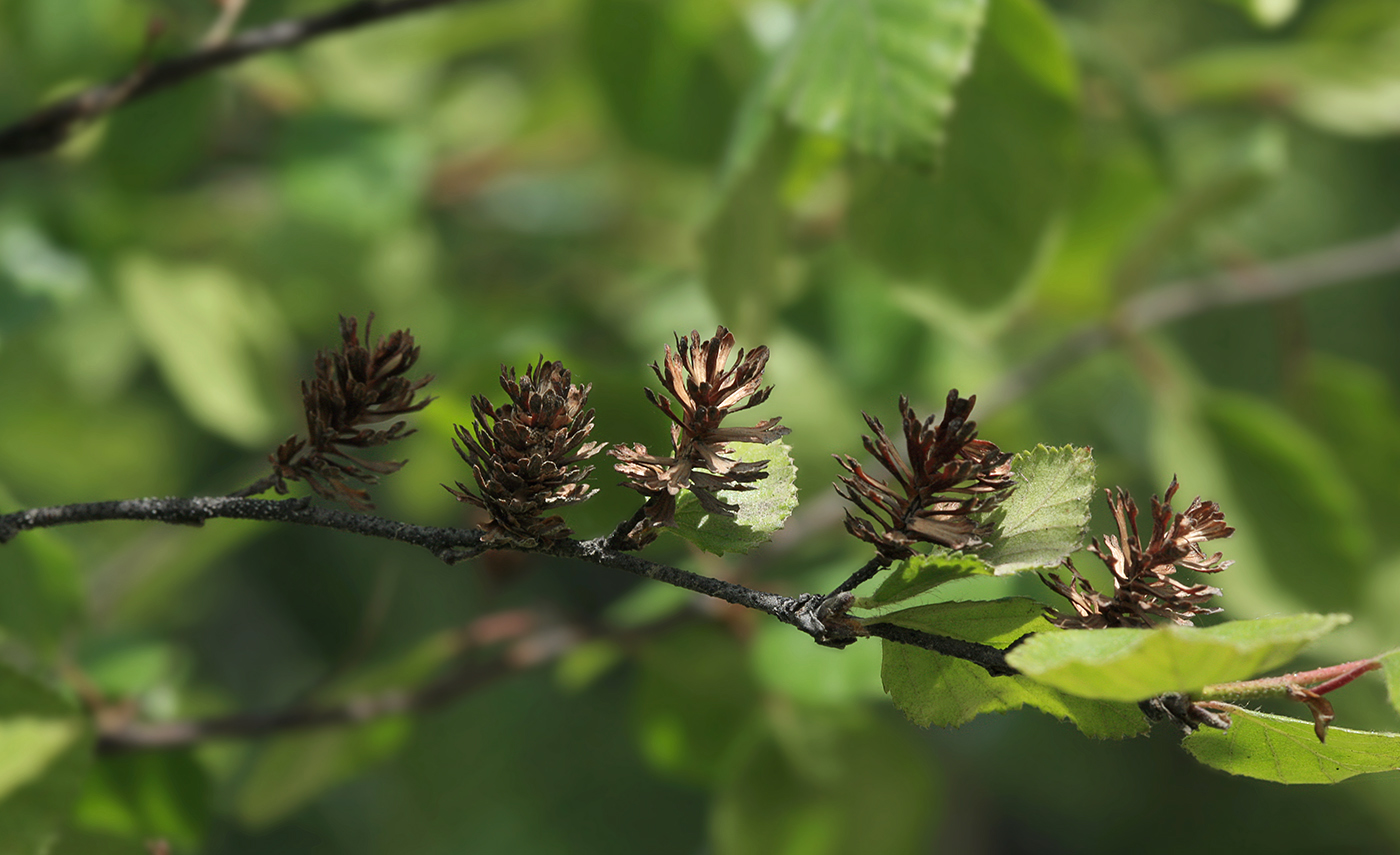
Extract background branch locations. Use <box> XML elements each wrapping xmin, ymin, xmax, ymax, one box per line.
<box><xmin>986</xmin><ymin>228</ymin><xmax>1400</xmax><ymax>414</ymax></box>
<box><xmin>0</xmin><ymin>0</ymin><xmax>495</xmax><ymax>160</ymax></box>
<box><xmin>98</xmin><ymin>656</ymin><xmax>513</xmax><ymax>753</ymax></box>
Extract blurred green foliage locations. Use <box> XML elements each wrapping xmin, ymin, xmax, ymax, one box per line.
<box><xmin>3</xmin><ymin>0</ymin><xmax>1400</xmax><ymax>850</ymax></box>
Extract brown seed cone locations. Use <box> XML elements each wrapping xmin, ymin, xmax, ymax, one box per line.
<box><xmin>1043</xmin><ymin>478</ymin><xmax>1235</xmax><ymax>628</ymax></box>
<box><xmin>266</xmin><ymin>314</ymin><xmax>434</xmax><ymax>509</ymax></box>
<box><xmin>447</xmin><ymin>358</ymin><xmax>605</xmax><ymax>547</ymax></box>
<box><xmin>835</xmin><ymin>390</ymin><xmax>1015</xmax><ymax>559</ymax></box>
<box><xmin>610</xmin><ymin>326</ymin><xmax>790</xmax><ymax>547</ymax></box>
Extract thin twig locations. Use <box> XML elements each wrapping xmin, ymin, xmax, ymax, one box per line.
<box><xmin>0</xmin><ymin>0</ymin><xmax>497</xmax><ymax>160</ymax></box>
<box><xmin>98</xmin><ymin>656</ymin><xmax>513</xmax><ymax>752</ymax></box>
<box><xmin>864</xmin><ymin>622</ymin><xmax>1015</xmax><ymax>677</ymax></box>
<box><xmin>202</xmin><ymin>0</ymin><xmax>251</xmax><ymax>48</ymax></box>
<box><xmin>0</xmin><ymin>496</ymin><xmax>487</xmax><ymax>563</ymax></box>
<box><xmin>826</xmin><ymin>555</ymin><xmax>894</xmax><ymax>599</ymax></box>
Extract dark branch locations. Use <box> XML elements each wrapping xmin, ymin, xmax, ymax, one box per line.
<box><xmin>864</xmin><ymin>622</ymin><xmax>1017</xmax><ymax>677</ymax></box>
<box><xmin>1</xmin><ymin>496</ymin><xmax>1024</xmax><ymax>672</ymax></box>
<box><xmin>0</xmin><ymin>0</ymin><xmax>498</xmax><ymax>160</ymax></box>
<box><xmin>0</xmin><ymin>497</ymin><xmax>487</xmax><ymax>563</ymax></box>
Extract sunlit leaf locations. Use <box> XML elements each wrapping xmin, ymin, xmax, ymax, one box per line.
<box><xmin>0</xmin><ymin>719</ymin><xmax>82</xmax><ymax>803</ymax></box>
<box><xmin>856</xmin><ymin>551</ymin><xmax>995</xmax><ymax>609</ymax></box>
<box><xmin>848</xmin><ymin>0</ymin><xmax>1079</xmax><ymax>306</ymax></box>
<box><xmin>767</xmin><ymin>0</ymin><xmax>988</xmax><ymax>166</ymax></box>
<box><xmin>673</xmin><ymin>442</ymin><xmax>799</xmax><ymax>555</ymax></box>
<box><xmin>1005</xmin><ymin>614</ymin><xmax>1351</xmax><ymax>701</ymax></box>
<box><xmin>0</xmin><ymin>662</ymin><xmax>92</xmax><ymax>853</ymax></box>
<box><xmin>118</xmin><ymin>256</ymin><xmax>286</xmax><ymax>447</ymax></box>
<box><xmin>878</xmin><ymin>599</ymin><xmax>1146</xmax><ymax>737</ymax></box>
<box><xmin>979</xmin><ymin>445</ymin><xmax>1095</xmax><ymax>573</ymax></box>
<box><xmin>1184</xmin><ymin>706</ymin><xmax>1400</xmax><ymax>783</ymax></box>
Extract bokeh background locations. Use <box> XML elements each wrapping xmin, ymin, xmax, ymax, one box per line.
<box><xmin>3</xmin><ymin>0</ymin><xmax>1400</xmax><ymax>851</ymax></box>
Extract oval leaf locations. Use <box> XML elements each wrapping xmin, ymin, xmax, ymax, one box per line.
<box><xmin>768</xmin><ymin>0</ymin><xmax>989</xmax><ymax>166</ymax></box>
<box><xmin>1184</xmin><ymin>706</ymin><xmax>1400</xmax><ymax>783</ymax></box>
<box><xmin>856</xmin><ymin>551</ymin><xmax>995</xmax><ymax>609</ymax></box>
<box><xmin>1006</xmin><ymin>614</ymin><xmax>1351</xmax><ymax>701</ymax></box>
<box><xmin>672</xmin><ymin>442</ymin><xmax>799</xmax><ymax>556</ymax></box>
<box><xmin>877</xmin><ymin>599</ymin><xmax>1146</xmax><ymax>738</ymax></box>
<box><xmin>979</xmin><ymin>445</ymin><xmax>1095</xmax><ymax>573</ymax></box>
<box><xmin>0</xmin><ymin>663</ymin><xmax>92</xmax><ymax>852</ymax></box>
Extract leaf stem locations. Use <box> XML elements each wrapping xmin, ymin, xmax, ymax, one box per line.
<box><xmin>1199</xmin><ymin>659</ymin><xmax>1381</xmax><ymax>701</ymax></box>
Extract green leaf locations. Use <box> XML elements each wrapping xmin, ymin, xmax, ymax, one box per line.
<box><xmin>0</xmin><ymin>663</ymin><xmax>92</xmax><ymax>853</ymax></box>
<box><xmin>750</xmin><ymin>617</ymin><xmax>886</xmax><ymax>706</ymax></box>
<box><xmin>1203</xmin><ymin>390</ymin><xmax>1370</xmax><ymax>611</ymax></box>
<box><xmin>767</xmin><ymin>0</ymin><xmax>988</xmax><ymax>167</ymax></box>
<box><xmin>1184</xmin><ymin>707</ymin><xmax>1400</xmax><ymax>783</ymax></box>
<box><xmin>877</xmin><ymin>599</ymin><xmax>1146</xmax><ymax>737</ymax></box>
<box><xmin>712</xmin><ymin>707</ymin><xmax>939</xmax><ymax>855</ymax></box>
<box><xmin>234</xmin><ymin>718</ymin><xmax>409</xmax><ymax>828</ymax></box>
<box><xmin>672</xmin><ymin>442</ymin><xmax>799</xmax><ymax>555</ymax></box>
<box><xmin>0</xmin><ymin>720</ymin><xmax>84</xmax><ymax>804</ymax></box>
<box><xmin>118</xmin><ymin>256</ymin><xmax>287</xmax><ymax>447</ymax></box>
<box><xmin>978</xmin><ymin>445</ymin><xmax>1095</xmax><ymax>573</ymax></box>
<box><xmin>1006</xmin><ymin>614</ymin><xmax>1351</xmax><ymax>701</ymax></box>
<box><xmin>633</xmin><ymin>626</ymin><xmax>761</xmax><ymax>787</ymax></box>
<box><xmin>855</xmin><ymin>551</ymin><xmax>995</xmax><ymax>609</ymax></box>
<box><xmin>848</xmin><ymin>0</ymin><xmax>1079</xmax><ymax>306</ymax></box>
<box><xmin>74</xmin><ymin>751</ymin><xmax>209</xmax><ymax>849</ymax></box>
<box><xmin>1380</xmin><ymin>649</ymin><xmax>1400</xmax><ymax>716</ymax></box>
